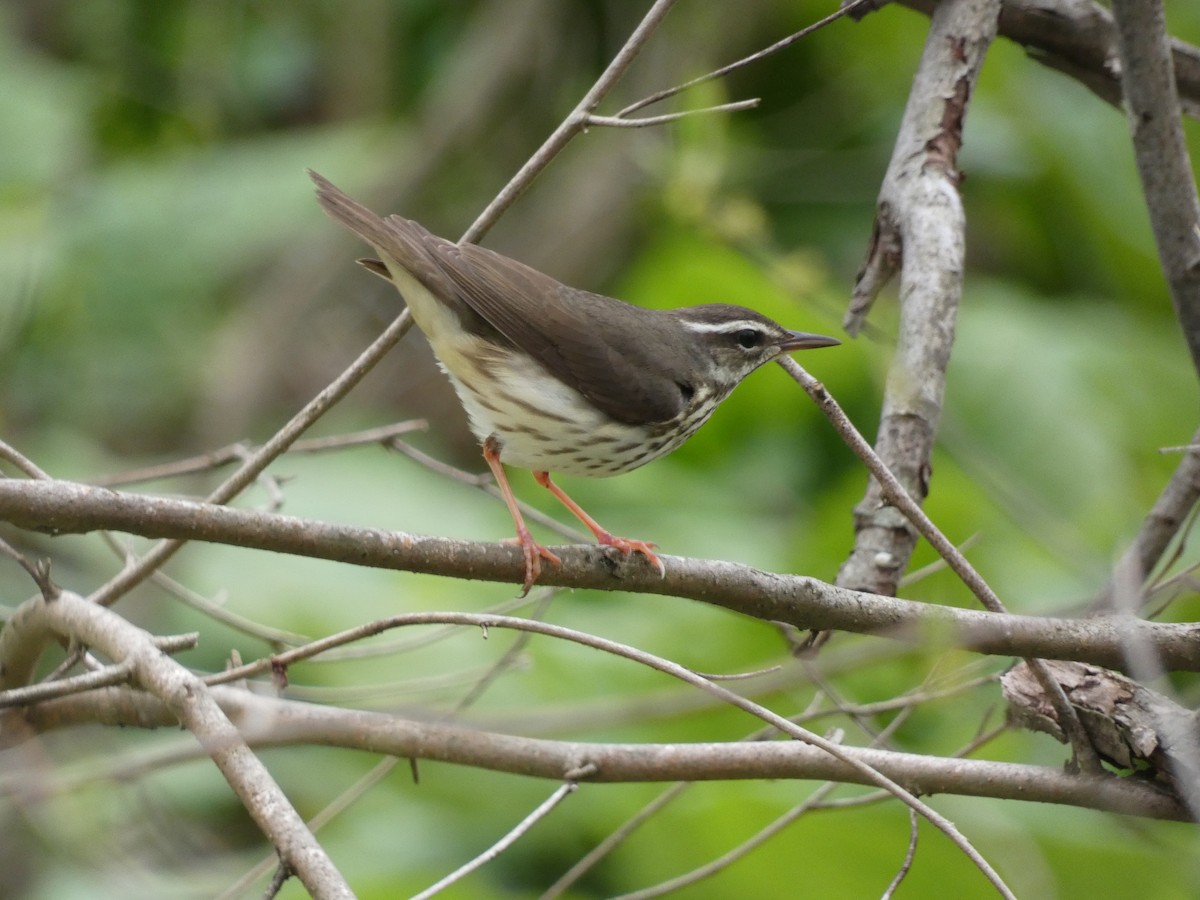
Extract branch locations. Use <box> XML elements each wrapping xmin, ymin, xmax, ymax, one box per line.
<box><xmin>461</xmin><ymin>0</ymin><xmax>680</xmax><ymax>242</ymax></box>
<box><xmin>782</xmin><ymin>358</ymin><xmax>1102</xmax><ymax>771</ymax></box>
<box><xmin>89</xmin><ymin>421</ymin><xmax>427</xmax><ymax>488</ymax></box>
<box><xmin>1110</xmin><ymin>0</ymin><xmax>1200</xmax><ymax>380</ymax></box>
<box><xmin>27</xmin><ymin>591</ymin><xmax>351</xmax><ymax>898</ymax></box>
<box><xmin>614</xmin><ymin>0</ymin><xmax>875</xmax><ymax>117</ymax></box>
<box><xmin>1095</xmin><ymin>427</ymin><xmax>1200</xmax><ymax>612</ymax></box>
<box><xmin>413</xmin><ymin>783</ymin><xmax>578</xmax><ymax>900</ymax></box>
<box><xmin>895</xmin><ymin>0</ymin><xmax>1200</xmax><ymax>119</ymax></box>
<box><xmin>21</xmin><ymin>685</ymin><xmax>1189</xmax><ymax>822</ymax></box>
<box><xmin>2</xmin><ymin>478</ymin><xmax>1198</xmax><ymax>672</ymax></box>
<box><xmin>17</xmin><ymin>607</ymin><xmax>1014</xmax><ymax>891</ymax></box>
<box><xmin>585</xmin><ymin>100</ymin><xmax>759</xmax><ymax>128</ymax></box>
<box><xmin>86</xmin><ymin>310</ymin><xmax>416</xmax><ymax>609</ymax></box>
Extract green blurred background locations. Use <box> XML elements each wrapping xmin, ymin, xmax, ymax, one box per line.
<box><xmin>2</xmin><ymin>1</ymin><xmax>1200</xmax><ymax>897</ymax></box>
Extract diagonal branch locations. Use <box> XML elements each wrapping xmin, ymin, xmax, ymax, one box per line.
<box><xmin>86</xmin><ymin>310</ymin><xmax>416</xmax><ymax>610</ymax></box>
<box><xmin>29</xmin><ymin>590</ymin><xmax>351</xmax><ymax>898</ymax></box>
<box><xmin>1095</xmin><ymin>426</ymin><xmax>1200</xmax><ymax>612</ymax></box>
<box><xmin>461</xmin><ymin>0</ymin><xmax>681</xmax><ymax>243</ymax></box>
<box><xmin>1110</xmin><ymin>0</ymin><xmax>1200</xmax><ymax>380</ymax></box>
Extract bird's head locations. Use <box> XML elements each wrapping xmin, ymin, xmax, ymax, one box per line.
<box><xmin>671</xmin><ymin>304</ymin><xmax>840</xmax><ymax>396</ymax></box>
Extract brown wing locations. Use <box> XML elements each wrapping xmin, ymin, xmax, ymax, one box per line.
<box><xmin>421</xmin><ymin>238</ymin><xmax>685</xmax><ymax>425</ymax></box>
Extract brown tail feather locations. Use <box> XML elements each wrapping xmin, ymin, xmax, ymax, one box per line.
<box><xmin>307</xmin><ymin>169</ymin><xmax>398</xmax><ymax>253</ymax></box>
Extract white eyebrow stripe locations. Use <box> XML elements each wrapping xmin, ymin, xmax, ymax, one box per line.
<box><xmin>680</xmin><ymin>319</ymin><xmax>767</xmax><ymax>335</ymax></box>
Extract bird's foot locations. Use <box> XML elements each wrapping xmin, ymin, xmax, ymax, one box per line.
<box><xmin>595</xmin><ymin>532</ymin><xmax>666</xmax><ymax>578</ymax></box>
<box><xmin>531</xmin><ymin>471</ymin><xmax>666</xmax><ymax>579</ymax></box>
<box><xmin>502</xmin><ymin>530</ymin><xmax>562</xmax><ymax>595</ymax></box>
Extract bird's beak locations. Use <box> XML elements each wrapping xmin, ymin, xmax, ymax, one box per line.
<box><xmin>779</xmin><ymin>330</ymin><xmax>841</xmax><ymax>352</ymax></box>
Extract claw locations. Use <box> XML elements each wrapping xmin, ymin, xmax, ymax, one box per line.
<box><xmin>502</xmin><ymin>531</ymin><xmax>562</xmax><ymax>595</ymax></box>
<box><xmin>595</xmin><ymin>534</ymin><xmax>665</xmax><ymax>578</ymax></box>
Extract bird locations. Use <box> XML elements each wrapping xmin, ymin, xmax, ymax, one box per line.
<box><xmin>309</xmin><ymin>170</ymin><xmax>839</xmax><ymax>594</ymax></box>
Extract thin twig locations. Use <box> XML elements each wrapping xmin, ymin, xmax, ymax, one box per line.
<box><xmin>203</xmin><ymin>592</ymin><xmax>547</xmax><ymax>686</ymax></box>
<box><xmin>0</xmin><ymin>536</ymin><xmax>53</xmax><ymax>596</ymax></box>
<box><xmin>0</xmin><ymin>659</ymin><xmax>137</xmax><ymax>708</ymax></box>
<box><xmin>542</xmin><ymin>783</ymin><xmax>688</xmax><ymax>898</ymax></box>
<box><xmin>779</xmin><ymin>359</ymin><xmax>1006</xmax><ymax>613</ymax></box>
<box><xmin>462</xmin><ymin>0</ymin><xmax>681</xmax><ymax>243</ymax></box>
<box><xmin>606</xmin><ymin>706</ymin><xmax>920</xmax><ymax>900</ymax></box>
<box><xmin>1094</xmin><ymin>431</ymin><xmax>1200</xmax><ymax>613</ymax></box>
<box><xmin>1111</xmin><ymin>0</ymin><xmax>1200</xmax><ymax>377</ymax></box>
<box><xmin>899</xmin><ymin>533</ymin><xmax>981</xmax><ymax>587</ymax></box>
<box><xmin>585</xmin><ymin>99</ymin><xmax>759</xmax><ymax>128</ymax></box>
<box><xmin>99</xmin><ymin>532</ymin><xmax>311</xmax><ymax>647</ymax></box>
<box><xmin>90</xmin><ymin>421</ymin><xmax>427</xmax><ymax>488</ymax></box>
<box><xmin>0</xmin><ymin>439</ymin><xmax>51</xmax><ymax>479</ymax></box>
<box><xmin>453</xmin><ymin>589</ymin><xmax>557</xmax><ymax>713</ymax></box>
<box><xmin>691</xmin><ymin>664</ymin><xmax>783</xmax><ymax>682</ymax></box>
<box><xmin>414</xmin><ymin>782</ymin><xmax>578</xmax><ymax>900</ymax></box>
<box><xmin>882</xmin><ymin>808</ymin><xmax>921</xmax><ymax>899</ymax></box>
<box><xmin>614</xmin><ymin>0</ymin><xmax>876</xmax><ymax>117</ymax></box>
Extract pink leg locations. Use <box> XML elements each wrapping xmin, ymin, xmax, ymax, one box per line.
<box><xmin>483</xmin><ymin>437</ymin><xmax>561</xmax><ymax>595</ymax></box>
<box><xmin>533</xmin><ymin>471</ymin><xmax>666</xmax><ymax>577</ymax></box>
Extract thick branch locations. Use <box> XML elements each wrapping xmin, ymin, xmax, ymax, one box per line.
<box><xmin>896</xmin><ymin>0</ymin><xmax>1200</xmax><ymax>119</ymax></box>
<box><xmin>839</xmin><ymin>0</ymin><xmax>1000</xmax><ymax>598</ymax></box>
<box><xmin>1</xmin><ymin>478</ymin><xmax>1197</xmax><ymax>672</ymax></box>
<box><xmin>20</xmin><ymin>687</ymin><xmax>1189</xmax><ymax>822</ymax></box>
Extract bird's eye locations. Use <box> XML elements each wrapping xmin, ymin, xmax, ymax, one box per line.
<box><xmin>734</xmin><ymin>329</ymin><xmax>762</xmax><ymax>349</ymax></box>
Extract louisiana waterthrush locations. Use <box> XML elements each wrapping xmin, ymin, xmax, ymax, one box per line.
<box><xmin>311</xmin><ymin>171</ymin><xmax>839</xmax><ymax>593</ymax></box>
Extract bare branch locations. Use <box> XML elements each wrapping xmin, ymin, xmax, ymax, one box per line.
<box><xmin>461</xmin><ymin>0</ymin><xmax>681</xmax><ymax>243</ymax></box>
<box><xmin>90</xmin><ymin>421</ymin><xmax>427</xmax><ymax>488</ymax></box>
<box><xmin>1095</xmin><ymin>428</ymin><xmax>1200</xmax><ymax>612</ymax></box>
<box><xmin>31</xmin><ymin>591</ymin><xmax>352</xmax><ymax>897</ymax></box>
<box><xmin>413</xmin><ymin>782</ymin><xmax>578</xmax><ymax>900</ymax></box>
<box><xmin>841</xmin><ymin>0</ymin><xmax>999</xmax><ymax>595</ymax></box>
<box><xmin>779</xmin><ymin>360</ymin><xmax>1003</xmax><ymax>612</ymax></box>
<box><xmin>896</xmin><ymin>0</ymin><xmax>1200</xmax><ymax>119</ymax></box>
<box><xmin>218</xmin><ymin>758</ymin><xmax>401</xmax><ymax>900</ymax></box>
<box><xmin>584</xmin><ymin>99</ymin><xmax>759</xmax><ymax>128</ymax></box>
<box><xmin>0</xmin><ymin>658</ymin><xmax>136</xmax><ymax>708</ymax></box>
<box><xmin>2</xmin><ymin>477</ymin><xmax>1199</xmax><ymax>672</ymax></box>
<box><xmin>99</xmin><ymin>532</ymin><xmax>312</xmax><ymax>647</ymax></box>
<box><xmin>615</xmin><ymin>0</ymin><xmax>877</xmax><ymax>117</ymax></box>
<box><xmin>781</xmin><ymin>357</ymin><xmax>1101</xmax><ymax>769</ymax></box>
<box><xmin>882</xmin><ymin>809</ymin><xmax>921</xmax><ymax>900</ymax></box>
<box><xmin>1110</xmin><ymin>0</ymin><xmax>1200</xmax><ymax>378</ymax></box>
<box><xmin>0</xmin><ymin>438</ymin><xmax>51</xmax><ymax>479</ymax></box>
<box><xmin>20</xmin><ymin>683</ymin><xmax>1189</xmax><ymax>822</ymax></box>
